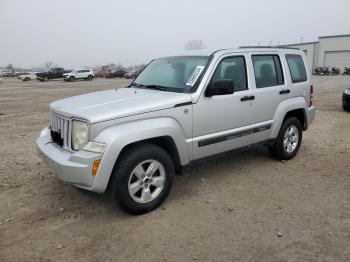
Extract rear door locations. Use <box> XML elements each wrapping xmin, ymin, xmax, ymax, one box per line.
<box><xmin>248</xmin><ymin>53</ymin><xmax>289</xmax><ymax>143</ymax></box>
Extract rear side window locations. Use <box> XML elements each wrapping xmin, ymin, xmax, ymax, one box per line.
<box><xmin>252</xmin><ymin>55</ymin><xmax>284</xmax><ymax>88</ymax></box>
<box><xmin>285</xmin><ymin>54</ymin><xmax>307</xmax><ymax>83</ymax></box>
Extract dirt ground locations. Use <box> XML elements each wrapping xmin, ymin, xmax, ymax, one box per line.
<box><xmin>0</xmin><ymin>76</ymin><xmax>349</xmax><ymax>262</ymax></box>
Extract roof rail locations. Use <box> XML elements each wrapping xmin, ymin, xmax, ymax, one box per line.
<box><xmin>239</xmin><ymin>46</ymin><xmax>299</xmax><ymax>50</ymax></box>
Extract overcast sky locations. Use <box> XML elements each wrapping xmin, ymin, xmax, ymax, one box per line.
<box><xmin>0</xmin><ymin>0</ymin><xmax>349</xmax><ymax>69</ymax></box>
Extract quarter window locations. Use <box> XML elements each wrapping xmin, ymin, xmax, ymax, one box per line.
<box><xmin>285</xmin><ymin>54</ymin><xmax>307</xmax><ymax>83</ymax></box>
<box><xmin>211</xmin><ymin>56</ymin><xmax>248</xmax><ymax>92</ymax></box>
<box><xmin>252</xmin><ymin>55</ymin><xmax>284</xmax><ymax>88</ymax></box>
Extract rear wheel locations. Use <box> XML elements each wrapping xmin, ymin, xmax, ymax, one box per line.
<box><xmin>87</xmin><ymin>75</ymin><xmax>93</xmax><ymax>81</ymax></box>
<box><xmin>269</xmin><ymin>117</ymin><xmax>302</xmax><ymax>160</ymax></box>
<box><xmin>110</xmin><ymin>143</ymin><xmax>174</xmax><ymax>215</ymax></box>
<box><xmin>343</xmin><ymin>104</ymin><xmax>350</xmax><ymax>112</ymax></box>
<box><xmin>25</xmin><ymin>77</ymin><xmax>30</xmax><ymax>81</ymax></box>
<box><xmin>44</xmin><ymin>77</ymin><xmax>49</xmax><ymax>82</ymax></box>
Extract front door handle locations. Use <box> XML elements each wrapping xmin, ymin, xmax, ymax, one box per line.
<box><xmin>240</xmin><ymin>95</ymin><xmax>255</xmax><ymax>102</ymax></box>
<box><xmin>279</xmin><ymin>89</ymin><xmax>291</xmax><ymax>95</ymax></box>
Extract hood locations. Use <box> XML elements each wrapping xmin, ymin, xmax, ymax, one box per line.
<box><xmin>50</xmin><ymin>87</ymin><xmax>192</xmax><ymax>123</ymax></box>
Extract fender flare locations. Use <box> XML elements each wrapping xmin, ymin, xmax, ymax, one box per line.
<box><xmin>270</xmin><ymin>97</ymin><xmax>307</xmax><ymax>138</ymax></box>
<box><xmin>91</xmin><ymin>117</ymin><xmax>191</xmax><ymax>193</ymax></box>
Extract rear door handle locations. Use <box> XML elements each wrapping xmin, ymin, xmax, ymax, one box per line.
<box><xmin>279</xmin><ymin>89</ymin><xmax>290</xmax><ymax>95</ymax></box>
<box><xmin>240</xmin><ymin>95</ymin><xmax>255</xmax><ymax>101</ymax></box>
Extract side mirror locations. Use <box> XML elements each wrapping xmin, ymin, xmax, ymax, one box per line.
<box><xmin>205</xmin><ymin>79</ymin><xmax>234</xmax><ymax>97</ymax></box>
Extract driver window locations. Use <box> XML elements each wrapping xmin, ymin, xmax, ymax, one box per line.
<box><xmin>211</xmin><ymin>56</ymin><xmax>248</xmax><ymax>92</ymax></box>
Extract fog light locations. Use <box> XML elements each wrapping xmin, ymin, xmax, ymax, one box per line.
<box><xmin>92</xmin><ymin>159</ymin><xmax>101</xmax><ymax>176</ymax></box>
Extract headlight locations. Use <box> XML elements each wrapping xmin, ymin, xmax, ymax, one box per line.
<box><xmin>71</xmin><ymin>120</ymin><xmax>89</xmax><ymax>151</ymax></box>
<box><xmin>344</xmin><ymin>89</ymin><xmax>350</xmax><ymax>95</ymax></box>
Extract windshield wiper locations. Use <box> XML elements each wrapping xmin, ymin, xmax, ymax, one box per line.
<box><xmin>130</xmin><ymin>83</ymin><xmax>168</xmax><ymax>91</ymax></box>
<box><xmin>129</xmin><ymin>83</ymin><xmax>144</xmax><ymax>88</ymax></box>
<box><xmin>143</xmin><ymin>85</ymin><xmax>168</xmax><ymax>91</ymax></box>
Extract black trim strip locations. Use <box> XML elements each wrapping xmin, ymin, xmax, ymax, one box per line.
<box><xmin>197</xmin><ymin>124</ymin><xmax>272</xmax><ymax>147</ymax></box>
<box><xmin>174</xmin><ymin>102</ymin><xmax>192</xmax><ymax>107</ymax></box>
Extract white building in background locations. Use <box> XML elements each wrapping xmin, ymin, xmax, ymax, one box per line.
<box><xmin>283</xmin><ymin>34</ymin><xmax>350</xmax><ymax>72</ymax></box>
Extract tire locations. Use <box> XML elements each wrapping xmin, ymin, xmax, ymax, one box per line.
<box><xmin>69</xmin><ymin>76</ymin><xmax>75</xmax><ymax>82</ymax></box>
<box><xmin>44</xmin><ymin>77</ymin><xmax>49</xmax><ymax>82</ymax></box>
<box><xmin>269</xmin><ymin>117</ymin><xmax>302</xmax><ymax>160</ymax></box>
<box><xmin>343</xmin><ymin>104</ymin><xmax>350</xmax><ymax>112</ymax></box>
<box><xmin>110</xmin><ymin>143</ymin><xmax>175</xmax><ymax>215</ymax></box>
<box><xmin>87</xmin><ymin>75</ymin><xmax>93</xmax><ymax>81</ymax></box>
<box><xmin>25</xmin><ymin>77</ymin><xmax>30</xmax><ymax>81</ymax></box>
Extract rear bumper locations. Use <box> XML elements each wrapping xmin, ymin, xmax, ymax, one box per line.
<box><xmin>306</xmin><ymin>106</ymin><xmax>316</xmax><ymax>128</ymax></box>
<box><xmin>36</xmin><ymin>128</ymin><xmax>103</xmax><ymax>191</ymax></box>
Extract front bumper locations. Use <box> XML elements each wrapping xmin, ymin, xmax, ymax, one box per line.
<box><xmin>36</xmin><ymin>128</ymin><xmax>103</xmax><ymax>191</ymax></box>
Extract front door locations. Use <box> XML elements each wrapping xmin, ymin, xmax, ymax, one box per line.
<box><xmin>192</xmin><ymin>54</ymin><xmax>255</xmax><ymax>159</ymax></box>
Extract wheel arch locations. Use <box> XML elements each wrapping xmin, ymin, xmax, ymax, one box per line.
<box><xmin>271</xmin><ymin>97</ymin><xmax>307</xmax><ymax>138</ymax></box>
<box><xmin>114</xmin><ymin>136</ymin><xmax>182</xmax><ymax>176</ymax></box>
<box><xmin>283</xmin><ymin>109</ymin><xmax>306</xmax><ymax>129</ymax></box>
<box><xmin>90</xmin><ymin>117</ymin><xmax>191</xmax><ymax>193</ymax></box>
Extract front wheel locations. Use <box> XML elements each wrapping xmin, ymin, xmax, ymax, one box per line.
<box><xmin>87</xmin><ymin>75</ymin><xmax>93</xmax><ymax>81</ymax></box>
<box><xmin>110</xmin><ymin>143</ymin><xmax>174</xmax><ymax>214</ymax></box>
<box><xmin>269</xmin><ymin>117</ymin><xmax>302</xmax><ymax>160</ymax></box>
<box><xmin>69</xmin><ymin>76</ymin><xmax>75</xmax><ymax>82</ymax></box>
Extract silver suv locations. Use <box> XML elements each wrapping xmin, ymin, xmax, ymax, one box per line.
<box><xmin>37</xmin><ymin>47</ymin><xmax>316</xmax><ymax>214</ymax></box>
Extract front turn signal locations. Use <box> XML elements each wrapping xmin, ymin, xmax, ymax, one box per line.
<box><xmin>92</xmin><ymin>159</ymin><xmax>101</xmax><ymax>176</ymax></box>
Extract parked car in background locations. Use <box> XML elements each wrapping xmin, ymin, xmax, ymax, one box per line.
<box><xmin>343</xmin><ymin>67</ymin><xmax>350</xmax><ymax>75</ymax></box>
<box><xmin>124</xmin><ymin>69</ymin><xmax>142</xmax><ymax>79</ymax></box>
<box><xmin>37</xmin><ymin>47</ymin><xmax>315</xmax><ymax>214</ymax></box>
<box><xmin>63</xmin><ymin>69</ymin><xmax>94</xmax><ymax>82</ymax></box>
<box><xmin>343</xmin><ymin>88</ymin><xmax>350</xmax><ymax>111</ymax></box>
<box><xmin>36</xmin><ymin>68</ymin><xmax>70</xmax><ymax>81</ymax></box>
<box><xmin>18</xmin><ymin>72</ymin><xmax>38</xmax><ymax>81</ymax></box>
<box><xmin>106</xmin><ymin>69</ymin><xmax>127</xmax><ymax>78</ymax></box>
<box><xmin>94</xmin><ymin>71</ymin><xmax>107</xmax><ymax>78</ymax></box>
<box><xmin>1</xmin><ymin>70</ymin><xmax>13</xmax><ymax>77</ymax></box>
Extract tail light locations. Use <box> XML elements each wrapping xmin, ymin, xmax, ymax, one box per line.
<box><xmin>309</xmin><ymin>85</ymin><xmax>314</xmax><ymax>107</ymax></box>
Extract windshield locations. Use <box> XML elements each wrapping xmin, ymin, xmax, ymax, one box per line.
<box><xmin>132</xmin><ymin>56</ymin><xmax>210</xmax><ymax>93</ymax></box>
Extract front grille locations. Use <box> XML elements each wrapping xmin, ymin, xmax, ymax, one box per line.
<box><xmin>50</xmin><ymin>113</ymin><xmax>71</xmax><ymax>150</ymax></box>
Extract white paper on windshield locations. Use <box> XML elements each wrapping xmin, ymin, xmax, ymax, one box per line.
<box><xmin>186</xmin><ymin>65</ymin><xmax>205</xmax><ymax>86</ymax></box>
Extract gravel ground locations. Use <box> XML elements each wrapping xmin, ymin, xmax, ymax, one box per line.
<box><xmin>0</xmin><ymin>76</ymin><xmax>349</xmax><ymax>262</ymax></box>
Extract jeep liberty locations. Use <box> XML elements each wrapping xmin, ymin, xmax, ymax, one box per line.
<box><xmin>37</xmin><ymin>47</ymin><xmax>316</xmax><ymax>214</ymax></box>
